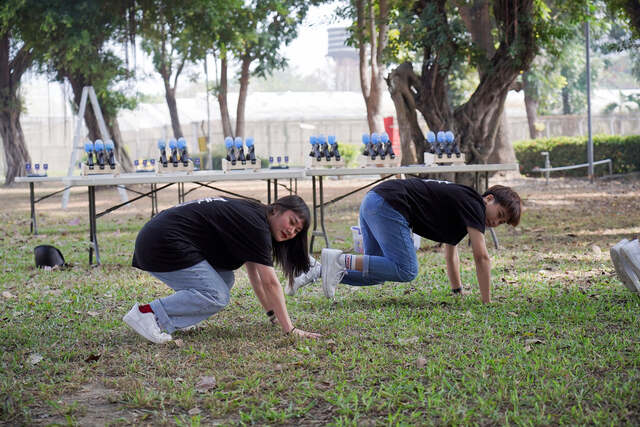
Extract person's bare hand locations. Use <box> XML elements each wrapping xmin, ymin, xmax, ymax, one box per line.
<box><xmin>291</xmin><ymin>328</ymin><xmax>322</xmax><ymax>339</ymax></box>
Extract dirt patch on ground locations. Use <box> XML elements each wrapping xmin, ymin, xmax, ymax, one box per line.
<box><xmin>30</xmin><ymin>382</ymin><xmax>132</xmax><ymax>425</ymax></box>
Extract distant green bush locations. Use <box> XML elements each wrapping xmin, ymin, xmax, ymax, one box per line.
<box><xmin>338</xmin><ymin>143</ymin><xmax>360</xmax><ymax>168</ymax></box>
<box><xmin>514</xmin><ymin>134</ymin><xmax>640</xmax><ymax>177</ymax></box>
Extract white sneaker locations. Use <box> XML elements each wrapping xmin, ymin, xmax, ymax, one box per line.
<box><xmin>123</xmin><ymin>303</ymin><xmax>172</xmax><ymax>344</ymax></box>
<box><xmin>321</xmin><ymin>248</ymin><xmax>346</xmax><ymax>299</ymax></box>
<box><xmin>286</xmin><ymin>256</ymin><xmax>322</xmax><ymax>296</ymax></box>
<box><xmin>620</xmin><ymin>239</ymin><xmax>640</xmax><ymax>292</ymax></box>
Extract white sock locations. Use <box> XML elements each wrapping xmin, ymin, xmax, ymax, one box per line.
<box><xmin>339</xmin><ymin>254</ymin><xmax>356</xmax><ymax>270</ymax></box>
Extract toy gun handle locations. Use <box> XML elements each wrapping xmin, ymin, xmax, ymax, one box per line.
<box><xmin>94</xmin><ymin>140</ymin><xmax>105</xmax><ymax>168</ymax></box>
<box><xmin>178</xmin><ymin>138</ymin><xmax>189</xmax><ymax>166</ymax></box>
<box><xmin>235</xmin><ymin>137</ymin><xmax>246</xmax><ymax>163</ymax></box>
<box><xmin>105</xmin><ymin>140</ymin><xmax>116</xmax><ymax>168</ymax></box>
<box><xmin>84</xmin><ymin>142</ymin><xmax>95</xmax><ymax>168</ymax></box>
<box><xmin>328</xmin><ymin>135</ymin><xmax>340</xmax><ymax>161</ymax></box>
<box><xmin>245</xmin><ymin>137</ymin><xmax>256</xmax><ymax>164</ymax></box>
<box><xmin>224</xmin><ymin>137</ymin><xmax>236</xmax><ymax>164</ymax></box>
<box><xmin>168</xmin><ymin>139</ymin><xmax>178</xmax><ymax>166</ymax></box>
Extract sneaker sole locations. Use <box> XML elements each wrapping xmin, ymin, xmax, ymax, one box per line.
<box><xmin>321</xmin><ymin>250</ymin><xmax>334</xmax><ymax>299</ymax></box>
<box><xmin>620</xmin><ymin>241</ymin><xmax>640</xmax><ymax>292</ymax></box>
<box><xmin>611</xmin><ymin>240</ymin><xmax>634</xmax><ymax>291</ymax></box>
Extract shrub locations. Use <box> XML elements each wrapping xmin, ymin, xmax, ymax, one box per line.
<box><xmin>514</xmin><ymin>134</ymin><xmax>640</xmax><ymax>177</ymax></box>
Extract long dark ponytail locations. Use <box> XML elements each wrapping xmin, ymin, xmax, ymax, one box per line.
<box><xmin>267</xmin><ymin>195</ymin><xmax>311</xmax><ymax>281</ymax></box>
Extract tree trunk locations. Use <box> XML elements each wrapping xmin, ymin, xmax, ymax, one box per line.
<box><xmin>386</xmin><ymin>63</ymin><xmax>426</xmax><ymax>165</ymax></box>
<box><xmin>562</xmin><ymin>86</ymin><xmax>571</xmax><ymax>115</ymax></box>
<box><xmin>107</xmin><ymin>117</ymin><xmax>132</xmax><ymax>171</ymax></box>
<box><xmin>524</xmin><ymin>93</ymin><xmax>539</xmax><ymax>139</ymax></box>
<box><xmin>217</xmin><ymin>54</ymin><xmax>233</xmax><ymax>139</ymax></box>
<box><xmin>235</xmin><ymin>55</ymin><xmax>251</xmax><ymax>138</ymax></box>
<box><xmin>0</xmin><ymin>110</ymin><xmax>30</xmax><ymax>184</ymax></box>
<box><xmin>0</xmin><ymin>33</ymin><xmax>32</xmax><ymax>185</ymax></box>
<box><xmin>356</xmin><ymin>0</ymin><xmax>388</xmax><ymax>134</ymax></box>
<box><xmin>164</xmin><ymin>84</ymin><xmax>183</xmax><ymax>139</ymax></box>
<box><xmin>488</xmin><ymin>112</ymin><xmax>518</xmax><ymax>164</ymax></box>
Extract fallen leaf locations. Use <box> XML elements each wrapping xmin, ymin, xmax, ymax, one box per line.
<box><xmin>195</xmin><ymin>376</ymin><xmax>216</xmax><ymax>392</ymax></box>
<box><xmin>172</xmin><ymin>339</ymin><xmax>184</xmax><ymax>347</ymax></box>
<box><xmin>87</xmin><ymin>311</ymin><xmax>99</xmax><ymax>317</ymax></box>
<box><xmin>274</xmin><ymin>364</ymin><xmax>283</xmax><ymax>372</ymax></box>
<box><xmin>2</xmin><ymin>291</ymin><xmax>15</xmax><ymax>299</ymax></box>
<box><xmin>525</xmin><ymin>338</ymin><xmax>545</xmax><ymax>346</ymax></box>
<box><xmin>508</xmin><ymin>312</ymin><xmax>518</xmax><ymax>317</ymax></box>
<box><xmin>416</xmin><ymin>357</ymin><xmax>427</xmax><ymax>368</ymax></box>
<box><xmin>28</xmin><ymin>353</ymin><xmax>43</xmax><ymax>365</ymax></box>
<box><xmin>188</xmin><ymin>408</ymin><xmax>201</xmax><ymax>416</ymax></box>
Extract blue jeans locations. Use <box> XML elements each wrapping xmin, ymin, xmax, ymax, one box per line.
<box><xmin>148</xmin><ymin>260</ymin><xmax>235</xmax><ymax>333</ymax></box>
<box><xmin>342</xmin><ymin>191</ymin><xmax>418</xmax><ymax>286</ymax></box>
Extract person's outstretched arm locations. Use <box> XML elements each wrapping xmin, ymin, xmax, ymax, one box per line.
<box><xmin>245</xmin><ymin>262</ymin><xmax>321</xmax><ymax>339</ymax></box>
<box><xmin>467</xmin><ymin>227</ymin><xmax>492</xmax><ymax>304</ymax></box>
<box><xmin>444</xmin><ymin>243</ymin><xmax>463</xmax><ymax>292</ymax></box>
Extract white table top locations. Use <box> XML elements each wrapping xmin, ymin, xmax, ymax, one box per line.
<box><xmin>15</xmin><ymin>163</ymin><xmax>519</xmax><ymax>185</ymax></box>
<box><xmin>15</xmin><ymin>176</ymin><xmax>66</xmax><ymax>183</ymax></box>
<box><xmin>60</xmin><ymin>168</ymin><xmax>307</xmax><ymax>186</ymax></box>
<box><xmin>304</xmin><ymin>163</ymin><xmax>519</xmax><ymax>176</ymax></box>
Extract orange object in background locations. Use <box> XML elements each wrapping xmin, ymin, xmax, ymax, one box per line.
<box><xmin>384</xmin><ymin>116</ymin><xmax>401</xmax><ymax>158</ymax></box>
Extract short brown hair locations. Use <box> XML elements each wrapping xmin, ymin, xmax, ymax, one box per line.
<box><xmin>482</xmin><ymin>185</ymin><xmax>522</xmax><ymax>226</ymax></box>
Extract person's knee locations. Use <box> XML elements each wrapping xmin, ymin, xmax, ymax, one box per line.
<box><xmin>199</xmin><ymin>288</ymin><xmax>231</xmax><ymax>311</ymax></box>
<box><xmin>396</xmin><ymin>262</ymin><xmax>418</xmax><ymax>282</ymax></box>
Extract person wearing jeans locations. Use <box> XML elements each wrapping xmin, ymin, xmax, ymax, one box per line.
<box><xmin>123</xmin><ymin>195</ymin><xmax>321</xmax><ymax>343</ymax></box>
<box><xmin>338</xmin><ymin>191</ymin><xmax>418</xmax><ymax>287</ymax></box>
<box><xmin>291</xmin><ymin>179</ymin><xmax>522</xmax><ymax>305</ymax></box>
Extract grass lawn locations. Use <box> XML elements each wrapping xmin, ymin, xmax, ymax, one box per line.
<box><xmin>1</xmin><ymin>174</ymin><xmax>639</xmax><ymax>425</ymax></box>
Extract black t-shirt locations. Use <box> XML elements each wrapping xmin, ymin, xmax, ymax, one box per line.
<box><xmin>372</xmin><ymin>178</ymin><xmax>486</xmax><ymax>245</ymax></box>
<box><xmin>132</xmin><ymin>197</ymin><xmax>273</xmax><ymax>272</ymax></box>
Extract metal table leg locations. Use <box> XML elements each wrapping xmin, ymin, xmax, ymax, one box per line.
<box><xmin>29</xmin><ymin>183</ymin><xmax>37</xmax><ymax>234</ymax></box>
<box><xmin>274</xmin><ymin>179</ymin><xmax>278</xmax><ymax>200</ymax></box>
<box><xmin>151</xmin><ymin>183</ymin><xmax>158</xmax><ymax>217</ymax></box>
<box><xmin>309</xmin><ymin>176</ymin><xmax>330</xmax><ymax>252</ymax></box>
<box><xmin>88</xmin><ymin>186</ymin><xmax>101</xmax><ymax>265</ymax></box>
<box><xmin>267</xmin><ymin>179</ymin><xmax>271</xmax><ymax>204</ymax></box>
<box><xmin>178</xmin><ymin>182</ymin><xmax>185</xmax><ymax>204</ymax></box>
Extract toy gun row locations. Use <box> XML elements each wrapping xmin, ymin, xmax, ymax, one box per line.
<box><xmin>426</xmin><ymin>131</ymin><xmax>461</xmax><ymax>158</ymax></box>
<box><xmin>157</xmin><ymin>137</ymin><xmax>190</xmax><ymax>167</ymax></box>
<box><xmin>84</xmin><ymin>139</ymin><xmax>117</xmax><ymax>170</ymax></box>
<box><xmin>309</xmin><ymin>135</ymin><xmax>341</xmax><ymax>161</ymax></box>
<box><xmin>225</xmin><ymin>137</ymin><xmax>257</xmax><ymax>165</ymax></box>
<box><xmin>362</xmin><ymin>132</ymin><xmax>395</xmax><ymax>160</ymax></box>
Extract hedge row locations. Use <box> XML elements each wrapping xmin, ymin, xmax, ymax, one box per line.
<box><xmin>513</xmin><ymin>134</ymin><xmax>640</xmax><ymax>177</ymax></box>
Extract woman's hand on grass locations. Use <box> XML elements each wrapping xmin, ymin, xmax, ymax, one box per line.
<box><xmin>291</xmin><ymin>328</ymin><xmax>322</xmax><ymax>339</ymax></box>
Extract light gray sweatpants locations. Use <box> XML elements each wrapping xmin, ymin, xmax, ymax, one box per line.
<box><xmin>148</xmin><ymin>260</ymin><xmax>235</xmax><ymax>333</ymax></box>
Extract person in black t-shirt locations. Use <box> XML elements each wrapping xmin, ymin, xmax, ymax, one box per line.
<box><xmin>290</xmin><ymin>179</ymin><xmax>522</xmax><ymax>304</ymax></box>
<box><xmin>123</xmin><ymin>195</ymin><xmax>321</xmax><ymax>343</ymax></box>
